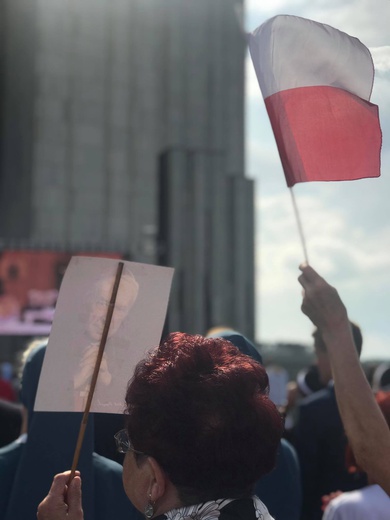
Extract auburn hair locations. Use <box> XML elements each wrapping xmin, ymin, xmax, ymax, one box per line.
<box><xmin>125</xmin><ymin>332</ymin><xmax>283</xmax><ymax>503</ymax></box>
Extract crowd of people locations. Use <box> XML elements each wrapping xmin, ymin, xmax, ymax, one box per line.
<box><xmin>0</xmin><ymin>264</ymin><xmax>389</xmax><ymax>520</ymax></box>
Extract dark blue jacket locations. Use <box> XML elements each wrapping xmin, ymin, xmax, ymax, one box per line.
<box><xmin>296</xmin><ymin>384</ymin><xmax>366</xmax><ymax>520</ymax></box>
<box><xmin>0</xmin><ymin>343</ymin><xmax>139</xmax><ymax>520</ymax></box>
<box><xmin>255</xmin><ymin>438</ymin><xmax>301</xmax><ymax>520</ymax></box>
<box><xmin>208</xmin><ymin>330</ymin><xmax>301</xmax><ymax>520</ymax></box>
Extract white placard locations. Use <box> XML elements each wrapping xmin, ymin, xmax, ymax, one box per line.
<box><xmin>35</xmin><ymin>256</ymin><xmax>174</xmax><ymax>414</ymax></box>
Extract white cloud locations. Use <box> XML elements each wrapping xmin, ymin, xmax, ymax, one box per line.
<box><xmin>246</xmin><ymin>0</ymin><xmax>390</xmax><ymax>47</ymax></box>
<box><xmin>292</xmin><ymin>0</ymin><xmax>390</xmax><ymax>47</ymax></box>
<box><xmin>371</xmin><ymin>46</ymin><xmax>390</xmax><ymax>73</ymax></box>
<box><xmin>246</xmin><ymin>0</ymin><xmax>306</xmax><ymax>19</ymax></box>
<box><xmin>245</xmin><ymin>54</ymin><xmax>261</xmax><ymax>103</ymax></box>
<box><xmin>361</xmin><ymin>332</ymin><xmax>390</xmax><ymax>360</ymax></box>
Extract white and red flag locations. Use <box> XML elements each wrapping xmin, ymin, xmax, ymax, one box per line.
<box><xmin>248</xmin><ymin>15</ymin><xmax>382</xmax><ymax>187</ymax></box>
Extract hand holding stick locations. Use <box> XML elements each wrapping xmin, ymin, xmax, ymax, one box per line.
<box><xmin>38</xmin><ymin>471</ymin><xmax>82</xmax><ymax>520</ymax></box>
<box><xmin>298</xmin><ymin>263</ymin><xmax>390</xmax><ymax>494</ymax></box>
<box><xmin>298</xmin><ymin>263</ymin><xmax>349</xmax><ymax>337</ymax></box>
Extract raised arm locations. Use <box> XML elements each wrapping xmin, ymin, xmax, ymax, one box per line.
<box><xmin>298</xmin><ymin>264</ymin><xmax>390</xmax><ymax>493</ymax></box>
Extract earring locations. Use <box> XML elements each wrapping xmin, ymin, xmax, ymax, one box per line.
<box><xmin>144</xmin><ymin>493</ymin><xmax>154</xmax><ymax>519</ymax></box>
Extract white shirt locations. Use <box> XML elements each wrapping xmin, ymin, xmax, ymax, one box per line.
<box><xmin>323</xmin><ymin>485</ymin><xmax>390</xmax><ymax>520</ymax></box>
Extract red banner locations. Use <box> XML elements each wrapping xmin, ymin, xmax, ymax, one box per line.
<box><xmin>0</xmin><ymin>251</ymin><xmax>122</xmax><ymax>335</ymax></box>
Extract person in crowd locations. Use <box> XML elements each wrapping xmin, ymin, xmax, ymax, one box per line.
<box><xmin>0</xmin><ymin>361</ymin><xmax>17</xmax><ymax>401</ymax></box>
<box><xmin>0</xmin><ymin>341</ymin><xmax>139</xmax><ymax>520</ymax></box>
<box><xmin>38</xmin><ymin>332</ymin><xmax>284</xmax><ymax>520</ymax></box>
<box><xmin>296</xmin><ymin>365</ymin><xmax>324</xmax><ymax>397</ymax></box>
<box><xmin>372</xmin><ymin>362</ymin><xmax>390</xmax><ymax>392</ymax></box>
<box><xmin>322</xmin><ymin>390</ymin><xmax>390</xmax><ymax>519</ymax></box>
<box><xmin>206</xmin><ymin>326</ymin><xmax>263</xmax><ymax>364</ymax></box>
<box><xmin>295</xmin><ymin>317</ymin><xmax>366</xmax><ymax>520</ymax></box>
<box><xmin>0</xmin><ymin>398</ymin><xmax>22</xmax><ymax>448</ymax></box>
<box><xmin>283</xmin><ymin>364</ymin><xmax>325</xmax><ymax>444</ymax></box>
<box><xmin>207</xmin><ymin>327</ymin><xmax>302</xmax><ymax>520</ymax></box>
<box><xmin>298</xmin><ymin>264</ymin><xmax>390</xmax><ymax>496</ymax></box>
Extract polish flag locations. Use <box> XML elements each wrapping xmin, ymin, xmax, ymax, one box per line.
<box><xmin>248</xmin><ymin>15</ymin><xmax>382</xmax><ymax>187</ymax></box>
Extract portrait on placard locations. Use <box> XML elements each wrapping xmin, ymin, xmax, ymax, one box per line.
<box><xmin>35</xmin><ymin>256</ymin><xmax>174</xmax><ymax>414</ymax></box>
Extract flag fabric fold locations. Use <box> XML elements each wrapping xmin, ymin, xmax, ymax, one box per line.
<box><xmin>248</xmin><ymin>15</ymin><xmax>382</xmax><ymax>187</ymax></box>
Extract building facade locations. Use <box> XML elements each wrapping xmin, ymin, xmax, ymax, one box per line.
<box><xmin>0</xmin><ymin>0</ymin><xmax>254</xmax><ymax>337</ymax></box>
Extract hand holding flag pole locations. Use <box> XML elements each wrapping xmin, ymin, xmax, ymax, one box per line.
<box><xmin>67</xmin><ymin>261</ymin><xmax>124</xmax><ymax>485</ymax></box>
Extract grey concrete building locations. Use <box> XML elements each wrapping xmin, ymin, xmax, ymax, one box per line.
<box><xmin>0</xmin><ymin>0</ymin><xmax>254</xmax><ymax>337</ymax></box>
<box><xmin>158</xmin><ymin>148</ymin><xmax>254</xmax><ymax>335</ymax></box>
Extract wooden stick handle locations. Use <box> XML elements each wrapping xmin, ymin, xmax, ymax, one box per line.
<box><xmin>68</xmin><ymin>261</ymin><xmax>124</xmax><ymax>484</ymax></box>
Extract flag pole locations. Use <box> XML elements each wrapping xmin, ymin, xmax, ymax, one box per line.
<box><xmin>289</xmin><ymin>187</ymin><xmax>309</xmax><ymax>265</ymax></box>
<box><xmin>67</xmin><ymin>261</ymin><xmax>124</xmax><ymax>485</ymax></box>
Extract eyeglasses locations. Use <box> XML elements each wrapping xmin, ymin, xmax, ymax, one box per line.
<box><xmin>114</xmin><ymin>429</ymin><xmax>145</xmax><ymax>455</ymax></box>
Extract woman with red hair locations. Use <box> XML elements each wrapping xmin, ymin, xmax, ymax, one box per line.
<box><xmin>38</xmin><ymin>332</ymin><xmax>284</xmax><ymax>520</ymax></box>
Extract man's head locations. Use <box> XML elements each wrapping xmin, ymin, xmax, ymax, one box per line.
<box><xmin>313</xmin><ymin>321</ymin><xmax>362</xmax><ymax>385</ymax></box>
<box><xmin>87</xmin><ymin>269</ymin><xmax>139</xmax><ymax>342</ymax></box>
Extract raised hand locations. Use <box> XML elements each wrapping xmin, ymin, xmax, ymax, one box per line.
<box><xmin>298</xmin><ymin>263</ymin><xmax>349</xmax><ymax>335</ymax></box>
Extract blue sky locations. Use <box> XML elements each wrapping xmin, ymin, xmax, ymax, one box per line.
<box><xmin>244</xmin><ymin>0</ymin><xmax>390</xmax><ymax>359</ymax></box>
